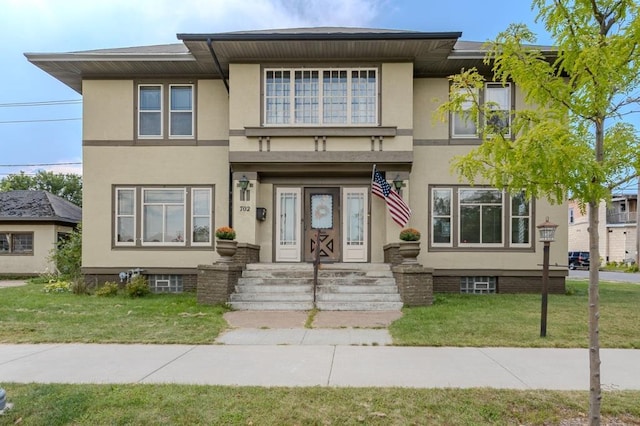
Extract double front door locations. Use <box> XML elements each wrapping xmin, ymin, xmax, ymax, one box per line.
<box><xmin>275</xmin><ymin>186</ymin><xmax>368</xmax><ymax>262</ymax></box>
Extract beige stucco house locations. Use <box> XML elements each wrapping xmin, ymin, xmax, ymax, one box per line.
<box><xmin>568</xmin><ymin>195</ymin><xmax>637</xmax><ymax>264</ymax></box>
<box><xmin>0</xmin><ymin>190</ymin><xmax>81</xmax><ymax>276</ymax></box>
<box><xmin>26</xmin><ymin>27</ymin><xmax>567</xmax><ymax>295</ymax></box>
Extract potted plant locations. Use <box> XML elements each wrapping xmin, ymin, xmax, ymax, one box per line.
<box><xmin>398</xmin><ymin>228</ymin><xmax>421</xmax><ymax>264</ymax></box>
<box><xmin>215</xmin><ymin>226</ymin><xmax>237</xmax><ymax>262</ymax></box>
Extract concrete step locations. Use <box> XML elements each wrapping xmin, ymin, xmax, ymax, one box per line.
<box><xmin>316</xmin><ymin>301</ymin><xmax>404</xmax><ymax>311</ymax></box>
<box><xmin>317</xmin><ymin>293</ymin><xmax>402</xmax><ymax>302</ymax></box>
<box><xmin>230</xmin><ymin>293</ymin><xmax>312</xmax><ymax>302</ymax></box>
<box><xmin>318</xmin><ymin>285</ymin><xmax>399</xmax><ymax>294</ymax></box>
<box><xmin>235</xmin><ymin>284</ymin><xmax>312</xmax><ymax>293</ymax></box>
<box><xmin>237</xmin><ymin>277</ymin><xmax>314</xmax><ymax>286</ymax></box>
<box><xmin>229</xmin><ymin>301</ymin><xmax>315</xmax><ymax>311</ymax></box>
<box><xmin>317</xmin><ymin>277</ymin><xmax>396</xmax><ymax>286</ymax></box>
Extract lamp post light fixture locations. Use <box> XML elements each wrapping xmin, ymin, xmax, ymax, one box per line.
<box><xmin>238</xmin><ymin>175</ymin><xmax>249</xmax><ymax>191</ymax></box>
<box><xmin>392</xmin><ymin>174</ymin><xmax>403</xmax><ymax>193</ymax></box>
<box><xmin>537</xmin><ymin>217</ymin><xmax>558</xmax><ymax>338</ymax></box>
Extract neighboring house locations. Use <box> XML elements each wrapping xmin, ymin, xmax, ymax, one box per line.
<box><xmin>0</xmin><ymin>190</ymin><xmax>82</xmax><ymax>276</ymax></box>
<box><xmin>26</xmin><ymin>27</ymin><xmax>567</xmax><ymax>294</ymax></box>
<box><xmin>568</xmin><ymin>195</ymin><xmax>637</xmax><ymax>264</ymax></box>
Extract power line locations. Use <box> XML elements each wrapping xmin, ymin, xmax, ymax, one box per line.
<box><xmin>0</xmin><ymin>118</ymin><xmax>81</xmax><ymax>124</ymax></box>
<box><xmin>0</xmin><ymin>162</ymin><xmax>82</xmax><ymax>168</ymax></box>
<box><xmin>0</xmin><ymin>99</ymin><xmax>81</xmax><ymax>108</ymax></box>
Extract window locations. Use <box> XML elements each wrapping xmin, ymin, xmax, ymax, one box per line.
<box><xmin>459</xmin><ymin>189</ymin><xmax>503</xmax><ymax>245</ymax></box>
<box><xmin>432</xmin><ymin>188</ymin><xmax>452</xmax><ymax>246</ymax></box>
<box><xmin>0</xmin><ymin>232</ymin><xmax>33</xmax><ymax>255</ymax></box>
<box><xmin>137</xmin><ymin>84</ymin><xmax>193</xmax><ymax>139</ymax></box>
<box><xmin>569</xmin><ymin>208</ymin><xmax>574</xmax><ymax>224</ymax></box>
<box><xmin>461</xmin><ymin>276</ymin><xmax>497</xmax><ymax>294</ymax></box>
<box><xmin>451</xmin><ymin>88</ymin><xmax>478</xmax><ymax>138</ymax></box>
<box><xmin>114</xmin><ymin>186</ymin><xmax>212</xmax><ymax>247</ymax></box>
<box><xmin>191</xmin><ymin>188</ymin><xmax>212</xmax><ymax>245</ymax></box>
<box><xmin>430</xmin><ymin>186</ymin><xmax>531</xmax><ymax>249</ymax></box>
<box><xmin>149</xmin><ymin>274</ymin><xmax>183</xmax><ymax>293</ymax></box>
<box><xmin>265</xmin><ymin>68</ymin><xmax>377</xmax><ymax>126</ymax></box>
<box><xmin>511</xmin><ymin>192</ymin><xmax>530</xmax><ymax>246</ymax></box>
<box><xmin>450</xmin><ymin>82</ymin><xmax>512</xmax><ymax>138</ymax></box>
<box><xmin>485</xmin><ymin>83</ymin><xmax>511</xmax><ymax>137</ymax></box>
<box><xmin>116</xmin><ymin>188</ymin><xmax>136</xmax><ymax>245</ymax></box>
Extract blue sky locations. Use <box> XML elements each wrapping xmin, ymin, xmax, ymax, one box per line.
<box><xmin>0</xmin><ymin>0</ymin><xmax>552</xmax><ymax>177</ymax></box>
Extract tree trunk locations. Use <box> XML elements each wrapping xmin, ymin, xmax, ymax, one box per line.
<box><xmin>588</xmin><ymin>201</ymin><xmax>602</xmax><ymax>425</ymax></box>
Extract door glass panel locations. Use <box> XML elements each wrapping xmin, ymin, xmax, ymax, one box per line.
<box><xmin>279</xmin><ymin>192</ymin><xmax>298</xmax><ymax>245</ymax></box>
<box><xmin>311</xmin><ymin>194</ymin><xmax>333</xmax><ymax>229</ymax></box>
<box><xmin>346</xmin><ymin>192</ymin><xmax>364</xmax><ymax>245</ymax></box>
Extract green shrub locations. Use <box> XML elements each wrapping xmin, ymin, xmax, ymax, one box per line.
<box><xmin>43</xmin><ymin>280</ymin><xmax>71</xmax><ymax>293</ymax></box>
<box><xmin>49</xmin><ymin>224</ymin><xmax>82</xmax><ymax>279</ymax></box>
<box><xmin>125</xmin><ymin>276</ymin><xmax>150</xmax><ymax>298</ymax></box>
<box><xmin>96</xmin><ymin>282</ymin><xmax>119</xmax><ymax>297</ymax></box>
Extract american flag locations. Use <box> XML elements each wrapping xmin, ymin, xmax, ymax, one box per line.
<box><xmin>372</xmin><ymin>167</ymin><xmax>411</xmax><ymax>227</ymax></box>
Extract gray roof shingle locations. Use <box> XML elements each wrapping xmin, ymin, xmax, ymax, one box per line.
<box><xmin>0</xmin><ymin>190</ymin><xmax>81</xmax><ymax>224</ymax></box>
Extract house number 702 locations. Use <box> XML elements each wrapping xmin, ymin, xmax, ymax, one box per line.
<box><xmin>240</xmin><ymin>206</ymin><xmax>250</xmax><ymax>212</ymax></box>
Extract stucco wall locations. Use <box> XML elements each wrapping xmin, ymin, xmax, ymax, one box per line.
<box><xmin>83</xmin><ymin>80</ymin><xmax>134</xmax><ymax>141</ymax></box>
<box><xmin>0</xmin><ymin>223</ymin><xmax>72</xmax><ymax>275</ymax></box>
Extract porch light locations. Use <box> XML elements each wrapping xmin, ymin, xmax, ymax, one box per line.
<box><xmin>537</xmin><ymin>216</ymin><xmax>558</xmax><ymax>338</ymax></box>
<box><xmin>239</xmin><ymin>175</ymin><xmax>250</xmax><ymax>191</ymax></box>
<box><xmin>537</xmin><ymin>217</ymin><xmax>558</xmax><ymax>242</ymax></box>
<box><xmin>392</xmin><ymin>174</ymin><xmax>403</xmax><ymax>193</ymax></box>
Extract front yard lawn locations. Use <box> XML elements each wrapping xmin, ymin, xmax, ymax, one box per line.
<box><xmin>391</xmin><ymin>280</ymin><xmax>640</xmax><ymax>348</ymax></box>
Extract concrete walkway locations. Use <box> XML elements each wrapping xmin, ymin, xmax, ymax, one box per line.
<box><xmin>1</xmin><ymin>343</ymin><xmax>639</xmax><ymax>390</ymax></box>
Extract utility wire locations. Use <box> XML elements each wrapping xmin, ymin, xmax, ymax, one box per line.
<box><xmin>0</xmin><ymin>162</ymin><xmax>82</xmax><ymax>168</ymax></box>
<box><xmin>0</xmin><ymin>99</ymin><xmax>81</xmax><ymax>108</ymax></box>
<box><xmin>0</xmin><ymin>118</ymin><xmax>81</xmax><ymax>124</ymax></box>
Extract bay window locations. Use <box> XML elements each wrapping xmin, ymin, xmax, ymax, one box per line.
<box><xmin>265</xmin><ymin>68</ymin><xmax>377</xmax><ymax>126</ymax></box>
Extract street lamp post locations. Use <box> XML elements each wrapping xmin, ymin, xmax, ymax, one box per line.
<box><xmin>537</xmin><ymin>217</ymin><xmax>558</xmax><ymax>338</ymax></box>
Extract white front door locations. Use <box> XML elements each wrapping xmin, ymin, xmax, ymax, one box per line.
<box><xmin>342</xmin><ymin>187</ymin><xmax>368</xmax><ymax>262</ymax></box>
<box><xmin>275</xmin><ymin>187</ymin><xmax>301</xmax><ymax>262</ymax></box>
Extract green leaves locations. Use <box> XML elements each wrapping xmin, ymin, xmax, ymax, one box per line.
<box><xmin>0</xmin><ymin>170</ymin><xmax>82</xmax><ymax>206</ymax></box>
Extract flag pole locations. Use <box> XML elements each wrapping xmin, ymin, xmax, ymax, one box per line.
<box><xmin>371</xmin><ymin>163</ymin><xmax>377</xmax><ymax>182</ymax></box>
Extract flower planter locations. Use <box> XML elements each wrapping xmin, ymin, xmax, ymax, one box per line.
<box><xmin>216</xmin><ymin>239</ymin><xmax>238</xmax><ymax>262</ymax></box>
<box><xmin>398</xmin><ymin>241</ymin><xmax>420</xmax><ymax>264</ymax></box>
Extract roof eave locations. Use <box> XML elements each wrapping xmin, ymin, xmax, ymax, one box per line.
<box><xmin>177</xmin><ymin>31</ymin><xmax>463</xmax><ymax>42</ymax></box>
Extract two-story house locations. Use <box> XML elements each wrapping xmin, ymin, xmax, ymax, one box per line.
<box><xmin>26</xmin><ymin>27</ymin><xmax>567</xmax><ymax>296</ymax></box>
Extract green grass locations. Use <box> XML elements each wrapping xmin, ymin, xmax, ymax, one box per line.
<box><xmin>0</xmin><ymin>280</ymin><xmax>228</xmax><ymax>344</ymax></box>
<box><xmin>391</xmin><ymin>280</ymin><xmax>640</xmax><ymax>348</ymax></box>
<box><xmin>0</xmin><ymin>384</ymin><xmax>638</xmax><ymax>425</ymax></box>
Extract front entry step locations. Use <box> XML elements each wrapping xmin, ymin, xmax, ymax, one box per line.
<box><xmin>229</xmin><ymin>263</ymin><xmax>403</xmax><ymax>311</ymax></box>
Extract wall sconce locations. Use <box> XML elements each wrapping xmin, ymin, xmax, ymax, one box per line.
<box><xmin>239</xmin><ymin>175</ymin><xmax>249</xmax><ymax>191</ymax></box>
<box><xmin>238</xmin><ymin>175</ymin><xmax>250</xmax><ymax>201</ymax></box>
<box><xmin>392</xmin><ymin>174</ymin><xmax>403</xmax><ymax>193</ymax></box>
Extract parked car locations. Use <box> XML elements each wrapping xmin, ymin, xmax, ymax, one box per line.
<box><xmin>568</xmin><ymin>251</ymin><xmax>590</xmax><ymax>270</ymax></box>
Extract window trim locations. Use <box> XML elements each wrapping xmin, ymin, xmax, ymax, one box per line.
<box><xmin>449</xmin><ymin>82</ymin><xmax>513</xmax><ymax>139</ymax></box>
<box><xmin>458</xmin><ymin>188</ymin><xmax>504</xmax><ymax>248</ymax></box>
<box><xmin>451</xmin><ymin>87</ymin><xmax>479</xmax><ymax>139</ymax></box>
<box><xmin>431</xmin><ymin>188</ymin><xmax>453</xmax><ymax>247</ymax></box>
<box><xmin>191</xmin><ymin>187</ymin><xmax>212</xmax><ymax>247</ymax></box>
<box><xmin>115</xmin><ymin>187</ymin><xmax>136</xmax><ymax>246</ymax></box>
<box><xmin>113</xmin><ymin>185</ymin><xmax>213</xmax><ymax>249</ymax></box>
<box><xmin>141</xmin><ymin>188</ymin><xmax>187</xmax><ymax>247</ymax></box>
<box><xmin>263</xmin><ymin>67</ymin><xmax>379</xmax><ymax>127</ymax></box>
<box><xmin>168</xmin><ymin>84</ymin><xmax>194</xmax><ymax>139</ymax></box>
<box><xmin>429</xmin><ymin>185</ymin><xmax>533</xmax><ymax>251</ymax></box>
<box><xmin>138</xmin><ymin>84</ymin><xmax>163</xmax><ymax>139</ymax></box>
<box><xmin>136</xmin><ymin>82</ymin><xmax>195</xmax><ymax>141</ymax></box>
<box><xmin>0</xmin><ymin>232</ymin><xmax>34</xmax><ymax>255</ymax></box>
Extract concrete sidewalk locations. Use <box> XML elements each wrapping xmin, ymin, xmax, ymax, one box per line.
<box><xmin>1</xmin><ymin>343</ymin><xmax>639</xmax><ymax>390</ymax></box>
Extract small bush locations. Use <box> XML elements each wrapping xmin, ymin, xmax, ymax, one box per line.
<box><xmin>125</xmin><ymin>276</ymin><xmax>150</xmax><ymax>298</ymax></box>
<box><xmin>70</xmin><ymin>278</ymin><xmax>90</xmax><ymax>295</ymax></box>
<box><xmin>96</xmin><ymin>282</ymin><xmax>119</xmax><ymax>297</ymax></box>
<box><xmin>43</xmin><ymin>280</ymin><xmax>71</xmax><ymax>294</ymax></box>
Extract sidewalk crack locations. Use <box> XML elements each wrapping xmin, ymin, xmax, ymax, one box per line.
<box><xmin>137</xmin><ymin>346</ymin><xmax>198</xmax><ymax>383</ymax></box>
<box><xmin>477</xmin><ymin>348</ymin><xmax>530</xmax><ymax>389</ymax></box>
<box><xmin>326</xmin><ymin>346</ymin><xmax>337</xmax><ymax>386</ymax></box>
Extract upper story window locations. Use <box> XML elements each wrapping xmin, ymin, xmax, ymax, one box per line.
<box><xmin>451</xmin><ymin>82</ymin><xmax>512</xmax><ymax>139</ymax></box>
<box><xmin>137</xmin><ymin>84</ymin><xmax>194</xmax><ymax>139</ymax></box>
<box><xmin>264</xmin><ymin>68</ymin><xmax>378</xmax><ymax>126</ymax></box>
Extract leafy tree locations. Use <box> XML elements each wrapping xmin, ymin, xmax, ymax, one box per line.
<box><xmin>50</xmin><ymin>223</ymin><xmax>82</xmax><ymax>279</ymax></box>
<box><xmin>438</xmin><ymin>1</ymin><xmax>640</xmax><ymax>424</ymax></box>
<box><xmin>0</xmin><ymin>170</ymin><xmax>82</xmax><ymax>206</ymax></box>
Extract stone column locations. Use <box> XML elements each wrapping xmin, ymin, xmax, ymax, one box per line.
<box><xmin>197</xmin><ymin>263</ymin><xmax>243</xmax><ymax>305</ymax></box>
<box><xmin>392</xmin><ymin>264</ymin><xmax>434</xmax><ymax>306</ymax></box>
